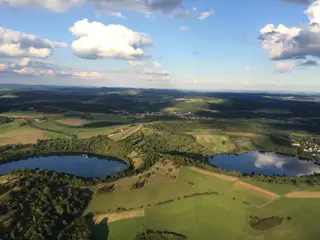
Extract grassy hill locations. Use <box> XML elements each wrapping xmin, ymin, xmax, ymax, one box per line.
<box><xmin>85</xmin><ymin>164</ymin><xmax>320</xmax><ymax>240</ymax></box>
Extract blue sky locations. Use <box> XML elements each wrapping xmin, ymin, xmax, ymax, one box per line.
<box><xmin>0</xmin><ymin>0</ymin><xmax>319</xmax><ymax>92</ymax></box>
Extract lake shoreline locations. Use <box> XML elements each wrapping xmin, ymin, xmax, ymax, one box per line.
<box><xmin>209</xmin><ymin>151</ymin><xmax>320</xmax><ymax>177</ymax></box>
<box><xmin>0</xmin><ymin>151</ymin><xmax>129</xmax><ymax>165</ymax></box>
<box><xmin>0</xmin><ymin>153</ymin><xmax>129</xmax><ymax>178</ymax></box>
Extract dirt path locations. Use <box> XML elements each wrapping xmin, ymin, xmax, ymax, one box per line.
<box><xmin>284</xmin><ymin>191</ymin><xmax>320</xmax><ymax>199</ymax></box>
<box><xmin>233</xmin><ymin>181</ymin><xmax>280</xmax><ymax>200</ymax></box>
<box><xmin>189</xmin><ymin>167</ymin><xmax>239</xmax><ymax>182</ymax></box>
<box><xmin>93</xmin><ymin>209</ymin><xmax>144</xmax><ymax>224</ymax></box>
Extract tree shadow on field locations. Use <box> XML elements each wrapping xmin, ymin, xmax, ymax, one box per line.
<box><xmin>86</xmin><ymin>213</ymin><xmax>110</xmax><ymax>240</ymax></box>
<box><xmin>82</xmin><ymin>121</ymin><xmax>124</xmax><ymax>128</ymax></box>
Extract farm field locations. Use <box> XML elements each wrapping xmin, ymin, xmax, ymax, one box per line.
<box><xmin>55</xmin><ymin>118</ymin><xmax>88</xmax><ymax>126</ymax></box>
<box><xmin>1</xmin><ymin>116</ymin><xmax>136</xmax><ymax>144</ymax></box>
<box><xmin>184</xmin><ymin>129</ymin><xmax>258</xmax><ymax>154</ymax></box>
<box><xmin>87</xmin><ymin>165</ymin><xmax>320</xmax><ymax>240</ymax></box>
<box><xmin>108</xmin><ymin>125</ymin><xmax>143</xmax><ymax>141</ymax></box>
<box><xmin>0</xmin><ymin>111</ymin><xmax>62</xmax><ymax>118</ymax></box>
<box><xmin>77</xmin><ymin>124</ymin><xmax>133</xmax><ymax>139</ymax></box>
<box><xmin>0</xmin><ymin>120</ymin><xmax>48</xmax><ymax>145</ymax></box>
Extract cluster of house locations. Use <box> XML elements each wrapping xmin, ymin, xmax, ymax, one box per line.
<box><xmin>110</xmin><ymin>109</ymin><xmax>215</xmax><ymax>120</ymax></box>
<box><xmin>261</xmin><ymin>118</ymin><xmax>298</xmax><ymax>124</ymax></box>
<box><xmin>292</xmin><ymin>141</ymin><xmax>320</xmax><ymax>158</ymax></box>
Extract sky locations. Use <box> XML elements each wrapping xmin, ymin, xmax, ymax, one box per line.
<box><xmin>0</xmin><ymin>0</ymin><xmax>320</xmax><ymax>92</ymax></box>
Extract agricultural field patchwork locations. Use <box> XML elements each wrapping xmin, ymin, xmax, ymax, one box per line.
<box><xmin>86</xmin><ymin>165</ymin><xmax>320</xmax><ymax>240</ymax></box>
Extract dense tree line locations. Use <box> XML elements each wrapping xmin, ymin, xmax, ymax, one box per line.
<box><xmin>0</xmin><ymin>135</ymin><xmax>133</xmax><ymax>163</ymax></box>
<box><xmin>0</xmin><ymin>169</ymin><xmax>93</xmax><ymax>239</ymax></box>
<box><xmin>56</xmin><ymin>217</ymin><xmax>91</xmax><ymax>240</ymax></box>
<box><xmin>0</xmin><ymin>135</ymin><xmax>142</xmax><ymax>182</ymax></box>
<box><xmin>249</xmin><ymin>216</ymin><xmax>284</xmax><ymax>230</ymax></box>
<box><xmin>0</xmin><ymin>116</ymin><xmax>13</xmax><ymax>124</ymax></box>
<box><xmin>136</xmin><ymin>229</ymin><xmax>187</xmax><ymax>240</ymax></box>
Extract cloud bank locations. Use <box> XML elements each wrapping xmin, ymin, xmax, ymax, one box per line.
<box><xmin>0</xmin><ymin>26</ymin><xmax>67</xmax><ymax>58</ymax></box>
<box><xmin>274</xmin><ymin>61</ymin><xmax>296</xmax><ymax>72</ymax></box>
<box><xmin>259</xmin><ymin>1</ymin><xmax>320</xmax><ymax>62</ymax></box>
<box><xmin>128</xmin><ymin>61</ymin><xmax>160</xmax><ymax>68</ymax></box>
<box><xmin>139</xmin><ymin>68</ymin><xmax>169</xmax><ymax>76</ymax></box>
<box><xmin>0</xmin><ymin>0</ymin><xmax>191</xmax><ymax>17</ymax></box>
<box><xmin>69</xmin><ymin>19</ymin><xmax>153</xmax><ymax>60</ymax></box>
<box><xmin>1</xmin><ymin>58</ymin><xmax>103</xmax><ymax>79</ymax></box>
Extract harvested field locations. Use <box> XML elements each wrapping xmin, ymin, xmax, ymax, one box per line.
<box><xmin>0</xmin><ymin>128</ymin><xmax>47</xmax><ymax>146</ymax></box>
<box><xmin>195</xmin><ymin>135</ymin><xmax>204</xmax><ymax>142</ymax></box>
<box><xmin>284</xmin><ymin>191</ymin><xmax>320</xmax><ymax>199</ymax></box>
<box><xmin>233</xmin><ymin>181</ymin><xmax>280</xmax><ymax>200</ymax></box>
<box><xmin>195</xmin><ymin>135</ymin><xmax>210</xmax><ymax>142</ymax></box>
<box><xmin>56</xmin><ymin>118</ymin><xmax>88</xmax><ymax>126</ymax></box>
<box><xmin>93</xmin><ymin>209</ymin><xmax>144</xmax><ymax>224</ymax></box>
<box><xmin>189</xmin><ymin>167</ymin><xmax>238</xmax><ymax>182</ymax></box>
<box><xmin>109</xmin><ymin>125</ymin><xmax>143</xmax><ymax>141</ymax></box>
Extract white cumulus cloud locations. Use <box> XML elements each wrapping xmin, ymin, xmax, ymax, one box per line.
<box><xmin>274</xmin><ymin>61</ymin><xmax>296</xmax><ymax>72</ymax></box>
<box><xmin>128</xmin><ymin>60</ymin><xmax>160</xmax><ymax>68</ymax></box>
<box><xmin>69</xmin><ymin>19</ymin><xmax>153</xmax><ymax>60</ymax></box>
<box><xmin>139</xmin><ymin>68</ymin><xmax>168</xmax><ymax>76</ymax></box>
<box><xmin>13</xmin><ymin>66</ymin><xmax>57</xmax><ymax>76</ymax></box>
<box><xmin>2</xmin><ymin>58</ymin><xmax>103</xmax><ymax>79</ymax></box>
<box><xmin>110</xmin><ymin>11</ymin><xmax>127</xmax><ymax>19</ymax></box>
<box><xmin>0</xmin><ymin>63</ymin><xmax>8</xmax><ymax>71</ymax></box>
<box><xmin>72</xmin><ymin>71</ymin><xmax>102</xmax><ymax>79</ymax></box>
<box><xmin>0</xmin><ymin>26</ymin><xmax>67</xmax><ymax>58</ymax></box>
<box><xmin>199</xmin><ymin>10</ymin><xmax>214</xmax><ymax>20</ymax></box>
<box><xmin>259</xmin><ymin>1</ymin><xmax>320</xmax><ymax>61</ymax></box>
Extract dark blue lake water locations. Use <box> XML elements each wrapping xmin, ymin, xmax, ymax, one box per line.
<box><xmin>0</xmin><ymin>155</ymin><xmax>127</xmax><ymax>178</ymax></box>
<box><xmin>209</xmin><ymin>151</ymin><xmax>320</xmax><ymax>177</ymax></box>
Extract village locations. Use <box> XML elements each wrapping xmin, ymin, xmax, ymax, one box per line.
<box><xmin>293</xmin><ymin>140</ymin><xmax>320</xmax><ymax>159</ymax></box>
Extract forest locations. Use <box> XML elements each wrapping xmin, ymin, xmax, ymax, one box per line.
<box><xmin>1</xmin><ymin>169</ymin><xmax>93</xmax><ymax>239</ymax></box>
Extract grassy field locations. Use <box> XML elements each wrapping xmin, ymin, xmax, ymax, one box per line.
<box><xmin>0</xmin><ymin>120</ymin><xmax>48</xmax><ymax>145</ymax></box>
<box><xmin>55</xmin><ymin>118</ymin><xmax>88</xmax><ymax>126</ymax></box>
<box><xmin>85</xmin><ymin>165</ymin><xmax>264</xmax><ymax>213</ymax></box>
<box><xmin>109</xmin><ymin>125</ymin><xmax>143</xmax><ymax>141</ymax></box>
<box><xmin>184</xmin><ymin>129</ymin><xmax>257</xmax><ymax>154</ymax></box>
<box><xmin>1</xmin><ymin>115</ymin><xmax>136</xmax><ymax>144</ymax></box>
<box><xmin>85</xmin><ymin>165</ymin><xmax>320</xmax><ymax>240</ymax></box>
<box><xmin>29</xmin><ymin>119</ymin><xmax>76</xmax><ymax>137</ymax></box>
<box><xmin>249</xmin><ymin>198</ymin><xmax>320</xmax><ymax>240</ymax></box>
<box><xmin>127</xmin><ymin>151</ymin><xmax>144</xmax><ymax>168</ymax></box>
<box><xmin>0</xmin><ymin>111</ymin><xmax>61</xmax><ymax>118</ymax></box>
<box><xmin>242</xmin><ymin>178</ymin><xmax>320</xmax><ymax>195</ymax></box>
